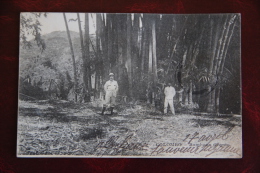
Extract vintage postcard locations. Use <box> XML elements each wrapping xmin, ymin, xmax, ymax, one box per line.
<box><xmin>17</xmin><ymin>13</ymin><xmax>242</xmax><ymax>158</ymax></box>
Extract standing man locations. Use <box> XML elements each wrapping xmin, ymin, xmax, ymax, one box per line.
<box><xmin>101</xmin><ymin>73</ymin><xmax>118</xmax><ymax>115</ymax></box>
<box><xmin>164</xmin><ymin>82</ymin><xmax>176</xmax><ymax>115</ymax></box>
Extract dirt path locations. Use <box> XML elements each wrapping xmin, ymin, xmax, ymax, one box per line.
<box><xmin>17</xmin><ymin>100</ymin><xmax>242</xmax><ymax>158</ymax></box>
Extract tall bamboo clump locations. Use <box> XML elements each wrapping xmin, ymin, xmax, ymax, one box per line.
<box><xmin>207</xmin><ymin>14</ymin><xmax>237</xmax><ymax>113</ymax></box>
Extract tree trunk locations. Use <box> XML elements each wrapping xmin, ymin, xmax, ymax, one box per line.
<box><xmin>96</xmin><ymin>13</ymin><xmax>103</xmax><ymax>99</ymax></box>
<box><xmin>207</xmin><ymin>18</ymin><xmax>218</xmax><ymax>112</ymax></box>
<box><xmin>48</xmin><ymin>79</ymin><xmax>53</xmax><ymax>98</ymax></box>
<box><xmin>188</xmin><ymin>80</ymin><xmax>193</xmax><ymax>104</ymax></box>
<box><xmin>126</xmin><ymin>14</ymin><xmax>133</xmax><ymax>98</ymax></box>
<box><xmin>179</xmin><ymin>50</ymin><xmax>187</xmax><ymax>104</ymax></box>
<box><xmin>132</xmin><ymin>14</ymin><xmax>140</xmax><ymax>96</ymax></box>
<box><xmin>63</xmin><ymin>13</ymin><xmax>77</xmax><ymax>102</ymax></box>
<box><xmin>84</xmin><ymin>13</ymin><xmax>92</xmax><ymax>102</ymax></box>
<box><xmin>101</xmin><ymin>14</ymin><xmax>109</xmax><ymax>80</ymax></box>
<box><xmin>141</xmin><ymin>14</ymin><xmax>149</xmax><ymax>80</ymax></box>
<box><xmin>77</xmin><ymin>13</ymin><xmax>88</xmax><ymax>101</ymax></box>
<box><xmin>207</xmin><ymin>15</ymin><xmax>226</xmax><ymax>112</ymax></box>
<box><xmin>147</xmin><ymin>32</ymin><xmax>153</xmax><ymax>104</ymax></box>
<box><xmin>216</xmin><ymin>15</ymin><xmax>236</xmax><ymax>74</ymax></box>
<box><xmin>141</xmin><ymin>19</ymin><xmax>146</xmax><ymax>77</ymax></box>
<box><xmin>148</xmin><ymin>35</ymin><xmax>153</xmax><ymax>81</ymax></box>
<box><xmin>212</xmin><ymin>16</ymin><xmax>228</xmax><ymax>76</ymax></box>
<box><xmin>197</xmin><ymin>82</ymin><xmax>201</xmax><ymax>111</ymax></box>
<box><xmin>152</xmin><ymin>18</ymin><xmax>157</xmax><ymax>84</ymax></box>
<box><xmin>178</xmin><ymin>91</ymin><xmax>183</xmax><ymax>103</ymax></box>
<box><xmin>219</xmin><ymin>16</ymin><xmax>237</xmax><ymax>75</ymax></box>
<box><xmin>112</xmin><ymin>15</ymin><xmax>119</xmax><ymax>75</ymax></box>
<box><xmin>184</xmin><ymin>91</ymin><xmax>188</xmax><ymax>105</ymax></box>
<box><xmin>208</xmin><ymin>19</ymin><xmax>216</xmax><ymax>77</ymax></box>
<box><xmin>107</xmin><ymin>14</ymin><xmax>112</xmax><ymax>73</ymax></box>
<box><xmin>215</xmin><ymin>87</ymin><xmax>220</xmax><ymax>113</ymax></box>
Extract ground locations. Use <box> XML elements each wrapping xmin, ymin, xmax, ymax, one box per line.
<box><xmin>17</xmin><ymin>99</ymin><xmax>242</xmax><ymax>158</ymax></box>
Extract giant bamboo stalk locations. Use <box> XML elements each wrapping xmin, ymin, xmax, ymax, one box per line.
<box><xmin>84</xmin><ymin>13</ymin><xmax>92</xmax><ymax>101</ymax></box>
<box><xmin>207</xmin><ymin>17</ymin><xmax>220</xmax><ymax>112</ymax></box>
<box><xmin>112</xmin><ymin>15</ymin><xmax>118</xmax><ymax>74</ymax></box>
<box><xmin>148</xmin><ymin>35</ymin><xmax>153</xmax><ymax>80</ymax></box>
<box><xmin>126</xmin><ymin>14</ymin><xmax>132</xmax><ymax>97</ymax></box>
<box><xmin>189</xmin><ymin>80</ymin><xmax>193</xmax><ymax>104</ymax></box>
<box><xmin>169</xmin><ymin>16</ymin><xmax>188</xmax><ymax>60</ymax></box>
<box><xmin>140</xmin><ymin>18</ymin><xmax>146</xmax><ymax>76</ymax></box>
<box><xmin>63</xmin><ymin>13</ymin><xmax>77</xmax><ymax>102</ymax></box>
<box><xmin>147</xmin><ymin>30</ymin><xmax>153</xmax><ymax>104</ymax></box>
<box><xmin>152</xmin><ymin>18</ymin><xmax>157</xmax><ymax>83</ymax></box>
<box><xmin>141</xmin><ymin>14</ymin><xmax>148</xmax><ymax>78</ymax></box>
<box><xmin>179</xmin><ymin>50</ymin><xmax>187</xmax><ymax>103</ymax></box>
<box><xmin>216</xmin><ymin>15</ymin><xmax>237</xmax><ymax>74</ymax></box>
<box><xmin>77</xmin><ymin>13</ymin><xmax>88</xmax><ymax>99</ymax></box>
<box><xmin>219</xmin><ymin>16</ymin><xmax>237</xmax><ymax>75</ymax></box>
<box><xmin>101</xmin><ymin>14</ymin><xmax>109</xmax><ymax>79</ymax></box>
<box><xmin>208</xmin><ymin>19</ymin><xmax>214</xmax><ymax>76</ymax></box>
<box><xmin>215</xmin><ymin>87</ymin><xmax>220</xmax><ymax>113</ymax></box>
<box><xmin>106</xmin><ymin>14</ymin><xmax>117</xmax><ymax>74</ymax></box>
<box><xmin>107</xmin><ymin>14</ymin><xmax>112</xmax><ymax>72</ymax></box>
<box><xmin>132</xmin><ymin>14</ymin><xmax>139</xmax><ymax>75</ymax></box>
<box><xmin>96</xmin><ymin>13</ymin><xmax>102</xmax><ymax>99</ymax></box>
<box><xmin>212</xmin><ymin>16</ymin><xmax>228</xmax><ymax>76</ymax></box>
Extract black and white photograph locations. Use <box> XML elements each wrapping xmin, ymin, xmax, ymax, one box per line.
<box><xmin>17</xmin><ymin>13</ymin><xmax>241</xmax><ymax>158</ymax></box>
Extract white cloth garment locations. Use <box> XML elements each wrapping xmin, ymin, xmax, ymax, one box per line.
<box><xmin>164</xmin><ymin>86</ymin><xmax>176</xmax><ymax>114</ymax></box>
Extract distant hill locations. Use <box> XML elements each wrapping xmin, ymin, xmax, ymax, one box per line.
<box><xmin>42</xmin><ymin>30</ymin><xmax>96</xmax><ymax>46</ymax></box>
<box><xmin>20</xmin><ymin>30</ymin><xmax>96</xmax><ymax>55</ymax></box>
<box><xmin>19</xmin><ymin>30</ymin><xmax>96</xmax><ymax>82</ymax></box>
<box><xmin>42</xmin><ymin>31</ymin><xmax>80</xmax><ymax>42</ymax></box>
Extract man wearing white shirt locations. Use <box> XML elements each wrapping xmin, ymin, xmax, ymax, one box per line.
<box><xmin>164</xmin><ymin>83</ymin><xmax>176</xmax><ymax>115</ymax></box>
<box><xmin>101</xmin><ymin>73</ymin><xmax>118</xmax><ymax>115</ymax></box>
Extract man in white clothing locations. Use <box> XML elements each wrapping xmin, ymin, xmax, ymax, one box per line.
<box><xmin>101</xmin><ymin>73</ymin><xmax>118</xmax><ymax>115</ymax></box>
<box><xmin>164</xmin><ymin>83</ymin><xmax>176</xmax><ymax>115</ymax></box>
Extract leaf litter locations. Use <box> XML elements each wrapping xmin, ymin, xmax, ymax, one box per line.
<box><xmin>17</xmin><ymin>99</ymin><xmax>242</xmax><ymax>156</ymax></box>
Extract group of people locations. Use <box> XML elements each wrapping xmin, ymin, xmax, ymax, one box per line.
<box><xmin>101</xmin><ymin>73</ymin><xmax>180</xmax><ymax>115</ymax></box>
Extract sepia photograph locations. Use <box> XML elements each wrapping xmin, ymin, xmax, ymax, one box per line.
<box><xmin>17</xmin><ymin>13</ymin><xmax>241</xmax><ymax>158</ymax></box>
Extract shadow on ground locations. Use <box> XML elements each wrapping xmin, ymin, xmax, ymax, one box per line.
<box><xmin>189</xmin><ymin>117</ymin><xmax>241</xmax><ymax>128</ymax></box>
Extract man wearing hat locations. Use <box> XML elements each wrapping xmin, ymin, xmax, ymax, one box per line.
<box><xmin>101</xmin><ymin>73</ymin><xmax>119</xmax><ymax>115</ymax></box>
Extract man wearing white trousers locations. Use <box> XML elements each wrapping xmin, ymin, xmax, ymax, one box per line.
<box><xmin>101</xmin><ymin>73</ymin><xmax>118</xmax><ymax>115</ymax></box>
<box><xmin>164</xmin><ymin>83</ymin><xmax>176</xmax><ymax>115</ymax></box>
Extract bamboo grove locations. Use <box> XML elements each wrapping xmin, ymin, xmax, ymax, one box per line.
<box><xmin>20</xmin><ymin>13</ymin><xmax>241</xmax><ymax>114</ymax></box>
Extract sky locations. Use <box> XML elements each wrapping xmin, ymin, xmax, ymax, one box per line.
<box><xmin>21</xmin><ymin>12</ymin><xmax>145</xmax><ymax>41</ymax></box>
<box><xmin>22</xmin><ymin>12</ymin><xmax>97</xmax><ymax>39</ymax></box>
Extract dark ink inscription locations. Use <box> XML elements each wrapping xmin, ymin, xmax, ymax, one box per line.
<box><xmin>200</xmin><ymin>143</ymin><xmax>240</xmax><ymax>157</ymax></box>
<box><xmin>150</xmin><ymin>143</ymin><xmax>240</xmax><ymax>157</ymax></box>
<box><xmin>151</xmin><ymin>145</ymin><xmax>201</xmax><ymax>155</ymax></box>
<box><xmin>90</xmin><ymin>134</ymin><xmax>148</xmax><ymax>156</ymax></box>
<box><xmin>150</xmin><ymin>127</ymin><xmax>241</xmax><ymax>157</ymax></box>
<box><xmin>183</xmin><ymin>127</ymin><xmax>234</xmax><ymax>145</ymax></box>
<box><xmin>156</xmin><ymin>143</ymin><xmax>182</xmax><ymax>146</ymax></box>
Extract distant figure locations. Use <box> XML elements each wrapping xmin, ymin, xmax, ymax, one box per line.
<box><xmin>164</xmin><ymin>83</ymin><xmax>176</xmax><ymax>115</ymax></box>
<box><xmin>101</xmin><ymin>73</ymin><xmax>119</xmax><ymax>115</ymax></box>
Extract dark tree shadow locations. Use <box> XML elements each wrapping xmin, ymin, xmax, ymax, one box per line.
<box><xmin>189</xmin><ymin>118</ymin><xmax>241</xmax><ymax>128</ymax></box>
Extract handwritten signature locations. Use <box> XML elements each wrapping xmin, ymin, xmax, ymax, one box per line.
<box><xmin>150</xmin><ymin>127</ymin><xmax>241</xmax><ymax>157</ymax></box>
<box><xmin>90</xmin><ymin>134</ymin><xmax>149</xmax><ymax>156</ymax></box>
<box><xmin>150</xmin><ymin>143</ymin><xmax>240</xmax><ymax>157</ymax></box>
